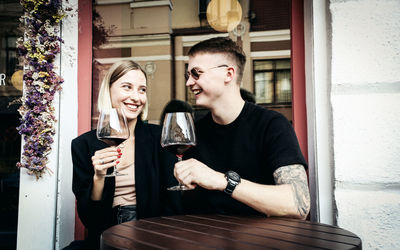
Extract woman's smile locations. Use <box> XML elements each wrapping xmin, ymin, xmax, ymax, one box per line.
<box><xmin>110</xmin><ymin>69</ymin><xmax>147</xmax><ymax>121</ymax></box>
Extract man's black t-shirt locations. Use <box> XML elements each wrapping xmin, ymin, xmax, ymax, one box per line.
<box><xmin>183</xmin><ymin>102</ymin><xmax>307</xmax><ymax>216</ymax></box>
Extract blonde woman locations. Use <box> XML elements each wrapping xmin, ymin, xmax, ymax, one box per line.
<box><xmin>70</xmin><ymin>60</ymin><xmax>181</xmax><ymax>250</ymax></box>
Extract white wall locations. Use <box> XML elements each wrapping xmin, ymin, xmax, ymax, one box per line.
<box><xmin>56</xmin><ymin>0</ymin><xmax>79</xmax><ymax>247</ymax></box>
<box><xmin>330</xmin><ymin>0</ymin><xmax>400</xmax><ymax>249</ymax></box>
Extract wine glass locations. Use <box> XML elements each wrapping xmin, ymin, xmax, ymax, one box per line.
<box><xmin>161</xmin><ymin>112</ymin><xmax>197</xmax><ymax>191</ymax></box>
<box><xmin>96</xmin><ymin>108</ymin><xmax>130</xmax><ymax>177</ymax></box>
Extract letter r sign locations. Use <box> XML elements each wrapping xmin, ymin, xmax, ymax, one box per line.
<box><xmin>0</xmin><ymin>73</ymin><xmax>5</xmax><ymax>86</ymax></box>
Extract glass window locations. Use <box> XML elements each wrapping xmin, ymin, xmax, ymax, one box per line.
<box><xmin>0</xmin><ymin>1</ymin><xmax>23</xmax><ymax>249</ymax></box>
<box><xmin>275</xmin><ymin>59</ymin><xmax>291</xmax><ymax>69</ymax></box>
<box><xmin>276</xmin><ymin>71</ymin><xmax>291</xmax><ymax>103</ymax></box>
<box><xmin>253</xmin><ymin>59</ymin><xmax>291</xmax><ymax>105</ymax></box>
<box><xmin>254</xmin><ymin>71</ymin><xmax>273</xmax><ymax>103</ymax></box>
<box><xmin>253</xmin><ymin>61</ymin><xmax>273</xmax><ymax>70</ymax></box>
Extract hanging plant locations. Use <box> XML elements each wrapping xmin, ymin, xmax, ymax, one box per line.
<box><xmin>16</xmin><ymin>0</ymin><xmax>69</xmax><ymax>179</ymax></box>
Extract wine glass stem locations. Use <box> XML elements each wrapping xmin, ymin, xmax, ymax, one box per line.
<box><xmin>177</xmin><ymin>155</ymin><xmax>184</xmax><ymax>188</ymax></box>
<box><xmin>112</xmin><ymin>159</ymin><xmax>119</xmax><ymax>174</ymax></box>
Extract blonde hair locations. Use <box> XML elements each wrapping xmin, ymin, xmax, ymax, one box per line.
<box><xmin>97</xmin><ymin>60</ymin><xmax>148</xmax><ymax>120</ymax></box>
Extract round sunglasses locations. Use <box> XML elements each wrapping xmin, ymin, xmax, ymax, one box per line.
<box><xmin>185</xmin><ymin>64</ymin><xmax>229</xmax><ymax>81</ymax></box>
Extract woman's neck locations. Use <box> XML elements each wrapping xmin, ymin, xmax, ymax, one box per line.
<box><xmin>128</xmin><ymin>118</ymin><xmax>138</xmax><ymax>138</ymax></box>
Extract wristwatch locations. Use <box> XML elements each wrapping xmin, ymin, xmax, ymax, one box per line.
<box><xmin>224</xmin><ymin>171</ymin><xmax>241</xmax><ymax>195</ymax></box>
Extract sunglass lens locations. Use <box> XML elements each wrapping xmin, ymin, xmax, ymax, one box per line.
<box><xmin>185</xmin><ymin>68</ymin><xmax>200</xmax><ymax>81</ymax></box>
<box><xmin>191</xmin><ymin>68</ymin><xmax>199</xmax><ymax>80</ymax></box>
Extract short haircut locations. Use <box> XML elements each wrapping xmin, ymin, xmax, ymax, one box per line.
<box><xmin>97</xmin><ymin>60</ymin><xmax>148</xmax><ymax>120</ymax></box>
<box><xmin>188</xmin><ymin>37</ymin><xmax>246</xmax><ymax>84</ymax></box>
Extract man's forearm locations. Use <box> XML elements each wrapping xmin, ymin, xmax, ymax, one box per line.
<box><xmin>231</xmin><ymin>179</ymin><xmax>304</xmax><ymax>218</ymax></box>
<box><xmin>273</xmin><ymin>164</ymin><xmax>311</xmax><ymax>219</ymax></box>
<box><xmin>229</xmin><ymin>164</ymin><xmax>310</xmax><ymax>219</ymax></box>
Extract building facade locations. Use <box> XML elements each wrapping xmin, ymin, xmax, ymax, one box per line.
<box><xmin>92</xmin><ymin>0</ymin><xmax>294</xmax><ymax>125</ymax></box>
<box><xmin>0</xmin><ymin>0</ymin><xmax>399</xmax><ymax>249</ymax></box>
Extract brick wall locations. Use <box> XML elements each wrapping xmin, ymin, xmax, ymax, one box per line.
<box><xmin>330</xmin><ymin>0</ymin><xmax>400</xmax><ymax>248</ymax></box>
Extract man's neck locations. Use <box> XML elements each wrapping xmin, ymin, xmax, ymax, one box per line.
<box><xmin>210</xmin><ymin>95</ymin><xmax>245</xmax><ymax>125</ymax></box>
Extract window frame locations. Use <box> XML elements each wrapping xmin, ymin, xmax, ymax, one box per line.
<box><xmin>253</xmin><ymin>58</ymin><xmax>292</xmax><ymax>106</ymax></box>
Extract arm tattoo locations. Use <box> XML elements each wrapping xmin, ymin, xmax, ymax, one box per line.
<box><xmin>273</xmin><ymin>164</ymin><xmax>311</xmax><ymax>218</ymax></box>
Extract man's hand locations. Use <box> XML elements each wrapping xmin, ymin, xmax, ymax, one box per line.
<box><xmin>174</xmin><ymin>158</ymin><xmax>227</xmax><ymax>190</ymax></box>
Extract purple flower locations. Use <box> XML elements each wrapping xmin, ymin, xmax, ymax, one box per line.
<box><xmin>16</xmin><ymin>0</ymin><xmax>66</xmax><ymax>178</ymax></box>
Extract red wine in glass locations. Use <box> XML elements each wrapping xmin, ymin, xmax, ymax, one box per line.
<box><xmin>96</xmin><ymin>108</ymin><xmax>129</xmax><ymax>177</ymax></box>
<box><xmin>163</xmin><ymin>144</ymin><xmax>192</xmax><ymax>159</ymax></box>
<box><xmin>161</xmin><ymin>112</ymin><xmax>196</xmax><ymax>191</ymax></box>
<box><xmin>97</xmin><ymin>136</ymin><xmax>127</xmax><ymax>147</ymax></box>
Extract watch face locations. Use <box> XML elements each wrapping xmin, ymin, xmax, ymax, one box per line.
<box><xmin>227</xmin><ymin>171</ymin><xmax>240</xmax><ymax>182</ymax></box>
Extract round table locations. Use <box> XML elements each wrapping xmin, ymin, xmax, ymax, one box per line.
<box><xmin>101</xmin><ymin>214</ymin><xmax>361</xmax><ymax>249</ymax></box>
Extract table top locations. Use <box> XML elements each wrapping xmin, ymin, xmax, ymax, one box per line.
<box><xmin>101</xmin><ymin>214</ymin><xmax>361</xmax><ymax>250</ymax></box>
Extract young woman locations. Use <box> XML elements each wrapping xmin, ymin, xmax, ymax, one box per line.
<box><xmin>70</xmin><ymin>60</ymin><xmax>181</xmax><ymax>249</ymax></box>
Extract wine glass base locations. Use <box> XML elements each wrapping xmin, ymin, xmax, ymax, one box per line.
<box><xmin>167</xmin><ymin>185</ymin><xmax>191</xmax><ymax>191</ymax></box>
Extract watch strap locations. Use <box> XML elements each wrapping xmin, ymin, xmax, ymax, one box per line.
<box><xmin>224</xmin><ymin>171</ymin><xmax>241</xmax><ymax>195</ymax></box>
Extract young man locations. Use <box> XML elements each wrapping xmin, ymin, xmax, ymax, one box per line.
<box><xmin>175</xmin><ymin>37</ymin><xmax>310</xmax><ymax>219</ymax></box>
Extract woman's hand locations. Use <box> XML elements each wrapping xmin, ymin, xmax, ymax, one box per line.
<box><xmin>174</xmin><ymin>158</ymin><xmax>227</xmax><ymax>190</ymax></box>
<box><xmin>91</xmin><ymin>147</ymin><xmax>121</xmax><ymax>177</ymax></box>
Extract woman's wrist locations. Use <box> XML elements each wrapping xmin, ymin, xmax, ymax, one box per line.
<box><xmin>93</xmin><ymin>174</ymin><xmax>105</xmax><ymax>181</ymax></box>
<box><xmin>91</xmin><ymin>175</ymin><xmax>105</xmax><ymax>201</ymax></box>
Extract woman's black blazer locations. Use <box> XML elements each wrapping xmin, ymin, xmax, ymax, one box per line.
<box><xmin>71</xmin><ymin>120</ymin><xmax>181</xmax><ymax>248</ymax></box>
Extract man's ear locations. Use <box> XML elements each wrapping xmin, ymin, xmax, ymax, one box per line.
<box><xmin>224</xmin><ymin>66</ymin><xmax>235</xmax><ymax>84</ymax></box>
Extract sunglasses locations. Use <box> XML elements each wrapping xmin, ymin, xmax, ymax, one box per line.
<box><xmin>185</xmin><ymin>64</ymin><xmax>229</xmax><ymax>81</ymax></box>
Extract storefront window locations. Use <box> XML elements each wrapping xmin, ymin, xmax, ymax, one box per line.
<box><xmin>0</xmin><ymin>1</ymin><xmax>23</xmax><ymax>249</ymax></box>
<box><xmin>91</xmin><ymin>1</ymin><xmax>175</xmax><ymax>126</ymax></box>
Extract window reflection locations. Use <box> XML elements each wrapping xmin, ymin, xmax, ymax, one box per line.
<box><xmin>276</xmin><ymin>71</ymin><xmax>292</xmax><ymax>103</ymax></box>
<box><xmin>91</xmin><ymin>0</ymin><xmax>292</xmax><ymax>124</ymax></box>
<box><xmin>0</xmin><ymin>1</ymin><xmax>23</xmax><ymax>249</ymax></box>
<box><xmin>253</xmin><ymin>59</ymin><xmax>292</xmax><ymax>122</ymax></box>
<box><xmin>254</xmin><ymin>59</ymin><xmax>292</xmax><ymax>104</ymax></box>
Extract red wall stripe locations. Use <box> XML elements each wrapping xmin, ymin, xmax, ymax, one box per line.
<box><xmin>291</xmin><ymin>0</ymin><xmax>308</xmax><ymax>162</ymax></box>
<box><xmin>76</xmin><ymin>0</ymin><xmax>92</xmax><ymax>240</ymax></box>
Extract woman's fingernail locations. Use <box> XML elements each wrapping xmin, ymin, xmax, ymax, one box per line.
<box><xmin>117</xmin><ymin>148</ymin><xmax>121</xmax><ymax>152</ymax></box>
<box><xmin>116</xmin><ymin>160</ymin><xmax>120</xmax><ymax>164</ymax></box>
<box><xmin>117</xmin><ymin>155</ymin><xmax>121</xmax><ymax>158</ymax></box>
